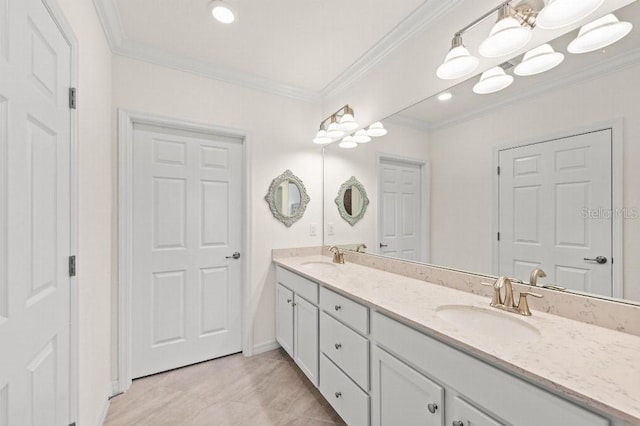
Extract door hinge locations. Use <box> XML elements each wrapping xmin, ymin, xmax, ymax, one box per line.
<box><xmin>497</xmin><ymin>166</ymin><xmax>501</xmax><ymax>175</ymax></box>
<box><xmin>68</xmin><ymin>255</ymin><xmax>76</xmax><ymax>277</ymax></box>
<box><xmin>497</xmin><ymin>232</ymin><xmax>501</xmax><ymax>241</ymax></box>
<box><xmin>69</xmin><ymin>87</ymin><xmax>77</xmax><ymax>109</ymax></box>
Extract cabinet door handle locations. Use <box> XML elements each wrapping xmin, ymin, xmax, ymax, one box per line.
<box><xmin>334</xmin><ymin>305</ymin><xmax>342</xmax><ymax>311</ymax></box>
<box><xmin>427</xmin><ymin>403</ymin><xmax>438</xmax><ymax>414</ymax></box>
<box><xmin>334</xmin><ymin>391</ymin><xmax>342</xmax><ymax>399</ymax></box>
<box><xmin>452</xmin><ymin>421</ymin><xmax>464</xmax><ymax>426</ymax></box>
<box><xmin>334</xmin><ymin>343</ymin><xmax>342</xmax><ymax>350</ymax></box>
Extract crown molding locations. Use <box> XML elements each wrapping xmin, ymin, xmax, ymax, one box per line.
<box><xmin>320</xmin><ymin>0</ymin><xmax>466</xmax><ymax>100</ymax></box>
<box><xmin>93</xmin><ymin>0</ymin><xmax>465</xmax><ymax>104</ymax></box>
<box><xmin>386</xmin><ymin>113</ymin><xmax>432</xmax><ymax>131</ymax></box>
<box><xmin>429</xmin><ymin>47</ymin><xmax>640</xmax><ymax>130</ymax></box>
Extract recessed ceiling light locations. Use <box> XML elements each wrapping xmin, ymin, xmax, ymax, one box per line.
<box><xmin>209</xmin><ymin>0</ymin><xmax>236</xmax><ymax>24</ymax></box>
<box><xmin>438</xmin><ymin>92</ymin><xmax>453</xmax><ymax>101</ymax></box>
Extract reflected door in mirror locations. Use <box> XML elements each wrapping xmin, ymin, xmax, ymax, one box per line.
<box><xmin>498</xmin><ymin>129</ymin><xmax>613</xmax><ymax>296</ymax></box>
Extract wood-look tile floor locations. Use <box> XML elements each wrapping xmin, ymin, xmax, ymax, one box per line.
<box><xmin>104</xmin><ymin>348</ymin><xmax>346</xmax><ymax>426</ymax></box>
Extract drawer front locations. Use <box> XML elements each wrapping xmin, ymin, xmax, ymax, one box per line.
<box><xmin>373</xmin><ymin>313</ymin><xmax>609</xmax><ymax>426</ymax></box>
<box><xmin>320</xmin><ymin>354</ymin><xmax>369</xmax><ymax>426</ymax></box>
<box><xmin>451</xmin><ymin>396</ymin><xmax>504</xmax><ymax>426</ymax></box>
<box><xmin>320</xmin><ymin>311</ymin><xmax>369</xmax><ymax>390</ymax></box>
<box><xmin>320</xmin><ymin>286</ymin><xmax>368</xmax><ymax>334</ymax></box>
<box><xmin>276</xmin><ymin>266</ymin><xmax>318</xmax><ymax>304</ymax></box>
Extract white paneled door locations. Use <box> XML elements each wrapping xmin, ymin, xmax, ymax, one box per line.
<box><xmin>0</xmin><ymin>0</ymin><xmax>73</xmax><ymax>424</ymax></box>
<box><xmin>132</xmin><ymin>125</ymin><xmax>243</xmax><ymax>378</ymax></box>
<box><xmin>498</xmin><ymin>129</ymin><xmax>613</xmax><ymax>296</ymax></box>
<box><xmin>379</xmin><ymin>159</ymin><xmax>424</xmax><ymax>262</ymax></box>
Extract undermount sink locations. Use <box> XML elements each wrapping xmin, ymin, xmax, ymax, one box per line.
<box><xmin>436</xmin><ymin>305</ymin><xmax>541</xmax><ymax>346</ymax></box>
<box><xmin>299</xmin><ymin>260</ymin><xmax>339</xmax><ymax>272</ymax></box>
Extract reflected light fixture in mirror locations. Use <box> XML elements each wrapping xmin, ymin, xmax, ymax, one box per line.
<box><xmin>479</xmin><ymin>4</ymin><xmax>533</xmax><ymax>58</ymax></box>
<box><xmin>353</xmin><ymin>129</ymin><xmax>372</xmax><ymax>143</ymax></box>
<box><xmin>438</xmin><ymin>92</ymin><xmax>453</xmax><ymax>101</ymax></box>
<box><xmin>514</xmin><ymin>44</ymin><xmax>565</xmax><ymax>76</ymax></box>
<box><xmin>366</xmin><ymin>122</ymin><xmax>388</xmax><ymax>137</ymax></box>
<box><xmin>436</xmin><ymin>34</ymin><xmax>479</xmax><ymax>80</ymax></box>
<box><xmin>537</xmin><ymin>0</ymin><xmax>604</xmax><ymax>29</ymax></box>
<box><xmin>209</xmin><ymin>0</ymin><xmax>236</xmax><ymax>24</ymax></box>
<box><xmin>313</xmin><ymin>129</ymin><xmax>332</xmax><ymax>145</ymax></box>
<box><xmin>339</xmin><ymin>136</ymin><xmax>358</xmax><ymax>149</ymax></box>
<box><xmin>337</xmin><ymin>106</ymin><xmax>359</xmax><ymax>131</ymax></box>
<box><xmin>326</xmin><ymin>116</ymin><xmax>345</xmax><ymax>139</ymax></box>
<box><xmin>568</xmin><ymin>13</ymin><xmax>633</xmax><ymax>54</ymax></box>
<box><xmin>473</xmin><ymin>66</ymin><xmax>514</xmax><ymax>94</ymax></box>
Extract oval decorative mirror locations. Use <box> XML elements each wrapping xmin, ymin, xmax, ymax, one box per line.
<box><xmin>335</xmin><ymin>176</ymin><xmax>369</xmax><ymax>226</ymax></box>
<box><xmin>265</xmin><ymin>169</ymin><xmax>310</xmax><ymax>227</ymax></box>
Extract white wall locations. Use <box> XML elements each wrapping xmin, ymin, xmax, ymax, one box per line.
<box><xmin>429</xmin><ymin>63</ymin><xmax>640</xmax><ymax>301</ymax></box>
<box><xmin>324</xmin><ymin>121</ymin><xmax>429</xmax><ymax>250</ymax></box>
<box><xmin>111</xmin><ymin>56</ymin><xmax>323</xmax><ymax>367</ymax></box>
<box><xmin>55</xmin><ymin>0</ymin><xmax>113</xmax><ymax>424</ymax></box>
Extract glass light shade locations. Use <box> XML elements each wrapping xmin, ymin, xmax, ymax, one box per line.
<box><xmin>366</xmin><ymin>122</ymin><xmax>388</xmax><ymax>137</ymax></box>
<box><xmin>210</xmin><ymin>1</ymin><xmax>236</xmax><ymax>24</ymax></box>
<box><xmin>479</xmin><ymin>17</ymin><xmax>532</xmax><ymax>58</ymax></box>
<box><xmin>436</xmin><ymin>45</ymin><xmax>479</xmax><ymax>80</ymax></box>
<box><xmin>326</xmin><ymin>121</ymin><xmax>345</xmax><ymax>139</ymax></box>
<box><xmin>339</xmin><ymin>136</ymin><xmax>358</xmax><ymax>149</ymax></box>
<box><xmin>337</xmin><ymin>113</ymin><xmax>359</xmax><ymax>131</ymax></box>
<box><xmin>473</xmin><ymin>67</ymin><xmax>514</xmax><ymax>95</ymax></box>
<box><xmin>312</xmin><ymin>129</ymin><xmax>332</xmax><ymax>145</ymax></box>
<box><xmin>537</xmin><ymin>0</ymin><xmax>604</xmax><ymax>29</ymax></box>
<box><xmin>567</xmin><ymin>14</ymin><xmax>633</xmax><ymax>54</ymax></box>
<box><xmin>353</xmin><ymin>129</ymin><xmax>372</xmax><ymax>144</ymax></box>
<box><xmin>514</xmin><ymin>44</ymin><xmax>565</xmax><ymax>76</ymax></box>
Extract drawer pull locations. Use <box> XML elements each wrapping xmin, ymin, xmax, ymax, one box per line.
<box><xmin>334</xmin><ymin>391</ymin><xmax>342</xmax><ymax>399</ymax></box>
<box><xmin>334</xmin><ymin>304</ymin><xmax>342</xmax><ymax>311</ymax></box>
<box><xmin>452</xmin><ymin>421</ymin><xmax>464</xmax><ymax>426</ymax></box>
<box><xmin>427</xmin><ymin>403</ymin><xmax>438</xmax><ymax>414</ymax></box>
<box><xmin>334</xmin><ymin>343</ymin><xmax>342</xmax><ymax>350</ymax></box>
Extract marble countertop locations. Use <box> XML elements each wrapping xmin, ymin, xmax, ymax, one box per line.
<box><xmin>274</xmin><ymin>255</ymin><xmax>640</xmax><ymax>424</ymax></box>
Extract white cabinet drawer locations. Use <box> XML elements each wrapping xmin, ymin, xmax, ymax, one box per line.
<box><xmin>373</xmin><ymin>313</ymin><xmax>609</xmax><ymax>426</ymax></box>
<box><xmin>320</xmin><ymin>286</ymin><xmax>368</xmax><ymax>335</ymax></box>
<box><xmin>320</xmin><ymin>354</ymin><xmax>369</xmax><ymax>426</ymax></box>
<box><xmin>276</xmin><ymin>266</ymin><xmax>318</xmax><ymax>304</ymax></box>
<box><xmin>451</xmin><ymin>396</ymin><xmax>503</xmax><ymax>426</ymax></box>
<box><xmin>320</xmin><ymin>311</ymin><xmax>369</xmax><ymax>390</ymax></box>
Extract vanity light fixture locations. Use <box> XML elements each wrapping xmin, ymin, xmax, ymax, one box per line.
<box><xmin>209</xmin><ymin>0</ymin><xmax>236</xmax><ymax>24</ymax></box>
<box><xmin>437</xmin><ymin>92</ymin><xmax>453</xmax><ymax>101</ymax></box>
<box><xmin>479</xmin><ymin>4</ymin><xmax>533</xmax><ymax>58</ymax></box>
<box><xmin>366</xmin><ymin>122</ymin><xmax>388</xmax><ymax>137</ymax></box>
<box><xmin>353</xmin><ymin>129</ymin><xmax>372</xmax><ymax>143</ymax></box>
<box><xmin>567</xmin><ymin>14</ymin><xmax>633</xmax><ymax>54</ymax></box>
<box><xmin>436</xmin><ymin>34</ymin><xmax>479</xmax><ymax>80</ymax></box>
<box><xmin>514</xmin><ymin>44</ymin><xmax>565</xmax><ymax>76</ymax></box>
<box><xmin>312</xmin><ymin>105</ymin><xmax>386</xmax><ymax>147</ymax></box>
<box><xmin>537</xmin><ymin>0</ymin><xmax>604</xmax><ymax>30</ymax></box>
<box><xmin>473</xmin><ymin>66</ymin><xmax>514</xmax><ymax>95</ymax></box>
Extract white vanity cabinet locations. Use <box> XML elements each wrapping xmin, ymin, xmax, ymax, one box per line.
<box><xmin>319</xmin><ymin>287</ymin><xmax>371</xmax><ymax>426</ymax></box>
<box><xmin>372</xmin><ymin>312</ymin><xmax>610</xmax><ymax>426</ymax></box>
<box><xmin>275</xmin><ymin>267</ymin><xmax>319</xmax><ymax>386</ymax></box>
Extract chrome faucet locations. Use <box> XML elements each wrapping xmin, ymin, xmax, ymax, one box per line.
<box><xmin>482</xmin><ymin>276</ymin><xmax>543</xmax><ymax>316</ymax></box>
<box><xmin>328</xmin><ymin>246</ymin><xmax>345</xmax><ymax>264</ymax></box>
<box><xmin>355</xmin><ymin>243</ymin><xmax>367</xmax><ymax>253</ymax></box>
<box><xmin>529</xmin><ymin>268</ymin><xmax>547</xmax><ymax>287</ymax></box>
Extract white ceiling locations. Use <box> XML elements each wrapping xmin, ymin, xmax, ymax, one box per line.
<box><xmin>103</xmin><ymin>0</ymin><xmax>440</xmax><ymax>98</ymax></box>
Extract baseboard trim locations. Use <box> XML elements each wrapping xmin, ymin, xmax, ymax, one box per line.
<box><xmin>253</xmin><ymin>341</ymin><xmax>280</xmax><ymax>355</ymax></box>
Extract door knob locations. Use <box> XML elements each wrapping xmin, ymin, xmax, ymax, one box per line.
<box><xmin>427</xmin><ymin>403</ymin><xmax>438</xmax><ymax>414</ymax></box>
<box><xmin>584</xmin><ymin>256</ymin><xmax>607</xmax><ymax>264</ymax></box>
<box><xmin>226</xmin><ymin>252</ymin><xmax>241</xmax><ymax>260</ymax></box>
<box><xmin>379</xmin><ymin>243</ymin><xmax>389</xmax><ymax>248</ymax></box>
<box><xmin>452</xmin><ymin>422</ymin><xmax>464</xmax><ymax>426</ymax></box>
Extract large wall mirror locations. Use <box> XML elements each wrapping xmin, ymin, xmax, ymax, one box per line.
<box><xmin>324</xmin><ymin>0</ymin><xmax>640</xmax><ymax>304</ymax></box>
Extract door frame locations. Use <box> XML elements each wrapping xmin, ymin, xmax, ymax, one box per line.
<box><xmin>376</xmin><ymin>153</ymin><xmax>430</xmax><ymax>263</ymax></box>
<box><xmin>492</xmin><ymin>120</ymin><xmax>624</xmax><ymax>298</ymax></box>
<box><xmin>34</xmin><ymin>0</ymin><xmax>80</xmax><ymax>423</ymax></box>
<box><xmin>117</xmin><ymin>109</ymin><xmax>253</xmax><ymax>392</ymax></box>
